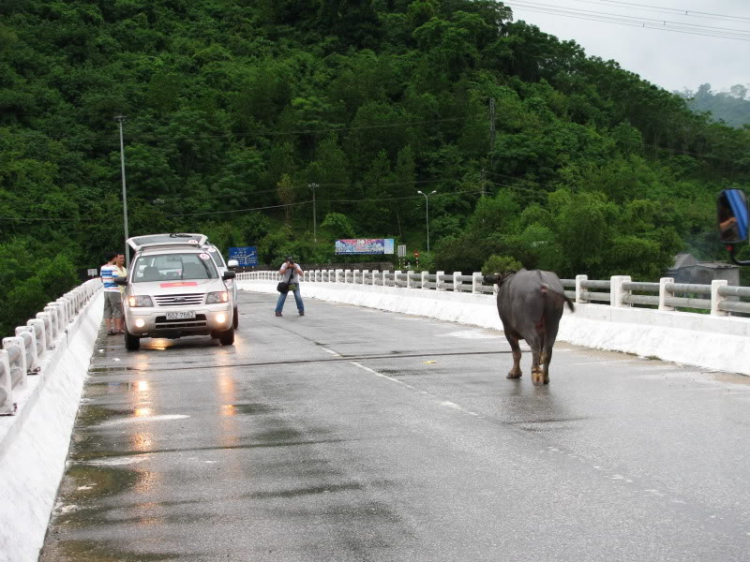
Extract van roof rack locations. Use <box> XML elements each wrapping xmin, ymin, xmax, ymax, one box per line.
<box><xmin>127</xmin><ymin>233</ymin><xmax>209</xmax><ymax>251</ymax></box>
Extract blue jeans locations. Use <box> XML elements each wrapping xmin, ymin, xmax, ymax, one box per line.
<box><xmin>275</xmin><ymin>286</ymin><xmax>304</xmax><ymax>314</ymax></box>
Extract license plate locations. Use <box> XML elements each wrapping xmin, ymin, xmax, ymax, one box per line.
<box><xmin>166</xmin><ymin>311</ymin><xmax>196</xmax><ymax>320</ymax></box>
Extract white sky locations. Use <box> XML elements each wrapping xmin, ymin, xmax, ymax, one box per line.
<box><xmin>507</xmin><ymin>0</ymin><xmax>750</xmax><ymax>93</ymax></box>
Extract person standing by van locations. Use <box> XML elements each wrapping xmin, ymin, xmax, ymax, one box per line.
<box><xmin>275</xmin><ymin>256</ymin><xmax>304</xmax><ymax>317</ymax></box>
<box><xmin>115</xmin><ymin>253</ymin><xmax>128</xmax><ymax>334</ymax></box>
<box><xmin>100</xmin><ymin>252</ymin><xmax>122</xmax><ymax>335</ymax></box>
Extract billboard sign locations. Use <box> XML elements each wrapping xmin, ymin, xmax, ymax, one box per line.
<box><xmin>228</xmin><ymin>246</ymin><xmax>258</xmax><ymax>267</ymax></box>
<box><xmin>335</xmin><ymin>239</ymin><xmax>395</xmax><ymax>255</ymax></box>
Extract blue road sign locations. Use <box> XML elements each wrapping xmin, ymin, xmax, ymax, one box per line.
<box><xmin>229</xmin><ymin>246</ymin><xmax>258</xmax><ymax>267</ymax></box>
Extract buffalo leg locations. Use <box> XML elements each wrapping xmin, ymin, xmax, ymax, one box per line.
<box><xmin>540</xmin><ymin>349</ymin><xmax>552</xmax><ymax>385</ymax></box>
<box><xmin>527</xmin><ymin>334</ymin><xmax>544</xmax><ymax>387</ymax></box>
<box><xmin>541</xmin><ymin>322</ymin><xmax>560</xmax><ymax>385</ymax></box>
<box><xmin>505</xmin><ymin>334</ymin><xmax>522</xmax><ymax>379</ymax></box>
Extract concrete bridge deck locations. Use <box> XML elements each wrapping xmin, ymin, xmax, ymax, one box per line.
<box><xmin>38</xmin><ymin>290</ymin><xmax>750</xmax><ymax>561</ymax></box>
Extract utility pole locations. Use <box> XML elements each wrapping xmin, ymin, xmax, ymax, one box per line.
<box><xmin>309</xmin><ymin>182</ymin><xmax>319</xmax><ymax>243</ymax></box>
<box><xmin>488</xmin><ymin>97</ymin><xmax>496</xmax><ymax>171</ymax></box>
<box><xmin>484</xmin><ymin>97</ymin><xmax>495</xmax><ymax>201</ymax></box>
<box><xmin>115</xmin><ymin>115</ymin><xmax>130</xmax><ymax>268</ymax></box>
<box><xmin>417</xmin><ymin>190</ymin><xmax>436</xmax><ymax>253</ymax></box>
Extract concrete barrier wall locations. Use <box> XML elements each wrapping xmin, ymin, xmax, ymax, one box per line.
<box><xmin>238</xmin><ymin>280</ymin><xmax>750</xmax><ymax>376</ymax></box>
<box><xmin>0</xmin><ymin>291</ymin><xmax>103</xmax><ymax>562</ymax></box>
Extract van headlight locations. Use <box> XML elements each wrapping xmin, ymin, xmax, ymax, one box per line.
<box><xmin>206</xmin><ymin>291</ymin><xmax>229</xmax><ymax>304</ymax></box>
<box><xmin>128</xmin><ymin>295</ymin><xmax>154</xmax><ymax>307</ymax></box>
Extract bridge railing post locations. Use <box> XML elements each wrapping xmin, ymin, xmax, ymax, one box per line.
<box><xmin>0</xmin><ymin>350</ymin><xmax>13</xmax><ymax>415</ymax></box>
<box><xmin>43</xmin><ymin>305</ymin><xmax>58</xmax><ymax>342</ymax></box>
<box><xmin>659</xmin><ymin>277</ymin><xmax>675</xmax><ymax>311</ymax></box>
<box><xmin>436</xmin><ymin>271</ymin><xmax>445</xmax><ymax>291</ymax></box>
<box><xmin>472</xmin><ymin>272</ymin><xmax>483</xmax><ymax>294</ymax></box>
<box><xmin>610</xmin><ymin>275</ymin><xmax>631</xmax><ymax>308</ymax></box>
<box><xmin>711</xmin><ymin>280</ymin><xmax>728</xmax><ymax>316</ymax></box>
<box><xmin>15</xmin><ymin>326</ymin><xmax>38</xmax><ymax>372</ymax></box>
<box><xmin>2</xmin><ymin>337</ymin><xmax>28</xmax><ymax>393</ymax></box>
<box><xmin>575</xmin><ymin>275</ymin><xmax>588</xmax><ymax>304</ymax></box>
<box><xmin>37</xmin><ymin>312</ymin><xmax>55</xmax><ymax>350</ymax></box>
<box><xmin>453</xmin><ymin>272</ymin><xmax>462</xmax><ymax>292</ymax></box>
<box><xmin>27</xmin><ymin>319</ymin><xmax>46</xmax><ymax>362</ymax></box>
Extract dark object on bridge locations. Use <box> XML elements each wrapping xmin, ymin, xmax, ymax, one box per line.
<box><xmin>667</xmin><ymin>253</ymin><xmax>739</xmax><ymax>286</ymax></box>
<box><xmin>717</xmin><ymin>188</ymin><xmax>750</xmax><ymax>266</ymax></box>
<box><xmin>486</xmin><ymin>269</ymin><xmax>574</xmax><ymax>386</ymax></box>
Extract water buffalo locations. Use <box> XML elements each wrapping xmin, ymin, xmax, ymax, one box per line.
<box><xmin>486</xmin><ymin>269</ymin><xmax>574</xmax><ymax>386</ymax></box>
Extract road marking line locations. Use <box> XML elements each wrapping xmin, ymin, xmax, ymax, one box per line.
<box><xmin>350</xmin><ymin>362</ymin><xmax>406</xmax><ymax>385</ymax></box>
<box><xmin>322</xmin><ymin>348</ymin><xmax>340</xmax><ymax>356</ymax></box>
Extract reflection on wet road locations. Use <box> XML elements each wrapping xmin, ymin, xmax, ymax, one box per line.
<box><xmin>41</xmin><ymin>292</ymin><xmax>750</xmax><ymax>561</ymax></box>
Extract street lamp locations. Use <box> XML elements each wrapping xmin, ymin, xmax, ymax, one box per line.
<box><xmin>309</xmin><ymin>182</ymin><xmax>319</xmax><ymax>243</ymax></box>
<box><xmin>417</xmin><ymin>190</ymin><xmax>437</xmax><ymax>252</ymax></box>
<box><xmin>115</xmin><ymin>115</ymin><xmax>130</xmax><ymax>268</ymax></box>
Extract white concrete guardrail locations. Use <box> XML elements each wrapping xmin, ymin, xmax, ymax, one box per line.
<box><xmin>0</xmin><ymin>278</ymin><xmax>102</xmax><ymax>562</ymax></box>
<box><xmin>237</xmin><ymin>270</ymin><xmax>750</xmax><ymax>376</ymax></box>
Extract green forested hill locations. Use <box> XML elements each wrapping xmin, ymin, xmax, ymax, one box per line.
<box><xmin>2</xmin><ymin>0</ymin><xmax>750</xmax><ymax>335</ymax></box>
<box><xmin>680</xmin><ymin>84</ymin><xmax>750</xmax><ymax>128</ymax></box>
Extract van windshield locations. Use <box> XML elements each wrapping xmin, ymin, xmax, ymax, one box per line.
<box><xmin>132</xmin><ymin>253</ymin><xmax>218</xmax><ymax>283</ymax></box>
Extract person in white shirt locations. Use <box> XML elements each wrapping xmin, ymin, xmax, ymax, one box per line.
<box><xmin>275</xmin><ymin>256</ymin><xmax>304</xmax><ymax>317</ymax></box>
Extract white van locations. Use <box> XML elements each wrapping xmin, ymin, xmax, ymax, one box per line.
<box><xmin>117</xmin><ymin>234</ymin><xmax>236</xmax><ymax>351</ymax></box>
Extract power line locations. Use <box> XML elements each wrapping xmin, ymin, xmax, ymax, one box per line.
<box><xmin>598</xmin><ymin>0</ymin><xmax>750</xmax><ymax>23</ymax></box>
<box><xmin>167</xmin><ymin>190</ymin><xmax>486</xmax><ymax>219</ymax></box>
<box><xmin>512</xmin><ymin>1</ymin><xmax>750</xmax><ymax>38</ymax></box>
<box><xmin>510</xmin><ymin>1</ymin><xmax>750</xmax><ymax>41</ymax></box>
<box><xmin>0</xmin><ymin>216</ymin><xmax>92</xmax><ymax>223</ymax></box>
<box><xmin>141</xmin><ymin>177</ymin><xmax>454</xmax><ymax>205</ymax></box>
<box><xmin>2</xmin><ymin>116</ymin><xmax>470</xmax><ymax>142</ymax></box>
<box><xmin>137</xmin><ymin>117</ymin><xmax>470</xmax><ymax>141</ymax></box>
<box><xmin>169</xmin><ymin>201</ymin><xmax>311</xmax><ymax>218</ymax></box>
<box><xmin>547</xmin><ymin>0</ymin><xmax>750</xmax><ymax>24</ymax></box>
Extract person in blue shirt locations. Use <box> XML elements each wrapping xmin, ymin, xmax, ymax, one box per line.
<box><xmin>100</xmin><ymin>252</ymin><xmax>122</xmax><ymax>335</ymax></box>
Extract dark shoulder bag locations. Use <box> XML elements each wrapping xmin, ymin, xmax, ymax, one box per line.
<box><xmin>277</xmin><ymin>267</ymin><xmax>294</xmax><ymax>294</ymax></box>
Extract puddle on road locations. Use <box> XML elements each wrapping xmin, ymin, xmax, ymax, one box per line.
<box><xmin>75</xmin><ymin>405</ymin><xmax>139</xmax><ymax>427</ymax></box>
<box><xmin>89</xmin><ymin>367</ymin><xmax>140</xmax><ymax>374</ymax></box>
<box><xmin>226</xmin><ymin>402</ymin><xmax>275</xmax><ymax>416</ymax></box>
<box><xmin>245</xmin><ymin>482</ymin><xmax>364</xmax><ymax>499</ymax></box>
<box><xmin>41</xmin><ymin>539</ymin><xmax>178</xmax><ymax>562</ymax></box>
<box><xmin>57</xmin><ymin>464</ymin><xmax>140</xmax><ymax>505</ymax></box>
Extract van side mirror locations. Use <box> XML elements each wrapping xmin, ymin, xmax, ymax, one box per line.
<box><xmin>718</xmin><ymin>188</ymin><xmax>750</xmax><ymax>266</ymax></box>
<box><xmin>114</xmin><ymin>276</ymin><xmax>128</xmax><ymax>286</ymax></box>
<box><xmin>222</xmin><ymin>271</ymin><xmax>236</xmax><ymax>280</ymax></box>
<box><xmin>227</xmin><ymin>259</ymin><xmax>239</xmax><ymax>269</ymax></box>
<box><xmin>718</xmin><ymin>189</ymin><xmax>748</xmax><ymax>244</ymax></box>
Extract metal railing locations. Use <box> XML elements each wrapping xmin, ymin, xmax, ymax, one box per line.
<box><xmin>0</xmin><ymin>279</ymin><xmax>100</xmax><ymax>415</ymax></box>
<box><xmin>237</xmin><ymin>270</ymin><xmax>750</xmax><ymax>318</ymax></box>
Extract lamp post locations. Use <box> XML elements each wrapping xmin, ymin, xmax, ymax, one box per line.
<box><xmin>309</xmin><ymin>182</ymin><xmax>319</xmax><ymax>243</ymax></box>
<box><xmin>417</xmin><ymin>190</ymin><xmax>437</xmax><ymax>252</ymax></box>
<box><xmin>115</xmin><ymin>115</ymin><xmax>130</xmax><ymax>268</ymax></box>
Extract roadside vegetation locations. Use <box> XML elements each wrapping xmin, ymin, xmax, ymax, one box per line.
<box><xmin>1</xmin><ymin>0</ymin><xmax>749</xmax><ymax>335</ymax></box>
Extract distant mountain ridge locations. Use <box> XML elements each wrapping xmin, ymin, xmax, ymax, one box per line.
<box><xmin>678</xmin><ymin>84</ymin><xmax>750</xmax><ymax>128</ymax></box>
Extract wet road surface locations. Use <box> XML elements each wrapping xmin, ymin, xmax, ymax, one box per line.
<box><xmin>41</xmin><ymin>291</ymin><xmax>750</xmax><ymax>561</ymax></box>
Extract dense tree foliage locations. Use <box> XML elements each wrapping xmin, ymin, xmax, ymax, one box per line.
<box><xmin>2</xmin><ymin>0</ymin><xmax>749</xmax><ymax>335</ymax></box>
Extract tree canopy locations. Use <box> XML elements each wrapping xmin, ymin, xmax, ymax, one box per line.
<box><xmin>2</xmin><ymin>0</ymin><xmax>749</xmax><ymax>335</ymax></box>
